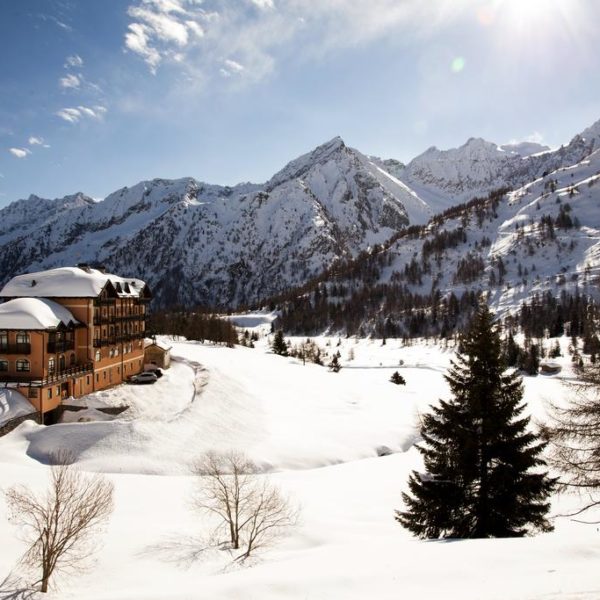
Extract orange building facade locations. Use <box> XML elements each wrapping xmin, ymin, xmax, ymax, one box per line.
<box><xmin>0</xmin><ymin>266</ymin><xmax>151</xmax><ymax>421</ymax></box>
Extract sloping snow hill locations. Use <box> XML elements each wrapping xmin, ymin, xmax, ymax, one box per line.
<box><xmin>0</xmin><ymin>337</ymin><xmax>598</xmax><ymax>599</ymax></box>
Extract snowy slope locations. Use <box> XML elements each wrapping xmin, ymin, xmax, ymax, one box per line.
<box><xmin>0</xmin><ymin>139</ymin><xmax>432</xmax><ymax>308</ymax></box>
<box><xmin>376</xmin><ymin>145</ymin><xmax>600</xmax><ymax>320</ymax></box>
<box><xmin>0</xmin><ymin>337</ymin><xmax>598</xmax><ymax>599</ymax></box>
<box><xmin>395</xmin><ymin>119</ymin><xmax>600</xmax><ymax>208</ymax></box>
<box><xmin>1</xmin><ymin>119</ymin><xmax>599</xmax><ymax>310</ymax></box>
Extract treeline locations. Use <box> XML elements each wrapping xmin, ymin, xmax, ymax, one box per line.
<box><xmin>279</xmin><ymin>284</ymin><xmax>482</xmax><ymax>339</ymax></box>
<box><xmin>506</xmin><ymin>290</ymin><xmax>600</xmax><ymax>341</ymax></box>
<box><xmin>267</xmin><ymin>189</ymin><xmax>514</xmax><ymax>337</ymax></box>
<box><xmin>148</xmin><ymin>308</ymin><xmax>238</xmax><ymax>347</ymax></box>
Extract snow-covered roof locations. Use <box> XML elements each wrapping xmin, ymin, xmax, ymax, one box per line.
<box><xmin>0</xmin><ymin>297</ymin><xmax>79</xmax><ymax>330</ymax></box>
<box><xmin>0</xmin><ymin>266</ymin><xmax>148</xmax><ymax>299</ymax></box>
<box><xmin>0</xmin><ymin>388</ymin><xmax>35</xmax><ymax>427</ymax></box>
<box><xmin>144</xmin><ymin>339</ymin><xmax>172</xmax><ymax>351</ymax></box>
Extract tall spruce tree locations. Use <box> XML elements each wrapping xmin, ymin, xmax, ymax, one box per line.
<box><xmin>396</xmin><ymin>304</ymin><xmax>555</xmax><ymax>538</ymax></box>
<box><xmin>271</xmin><ymin>330</ymin><xmax>288</xmax><ymax>356</ymax></box>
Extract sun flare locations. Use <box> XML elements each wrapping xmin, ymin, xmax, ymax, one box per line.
<box><xmin>479</xmin><ymin>0</ymin><xmax>585</xmax><ymax>31</ymax></box>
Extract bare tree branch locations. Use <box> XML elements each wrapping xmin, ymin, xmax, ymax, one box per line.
<box><xmin>191</xmin><ymin>450</ymin><xmax>297</xmax><ymax>561</ymax></box>
<box><xmin>4</xmin><ymin>450</ymin><xmax>114</xmax><ymax>593</ymax></box>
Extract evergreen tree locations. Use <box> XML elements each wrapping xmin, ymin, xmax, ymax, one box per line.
<box><xmin>390</xmin><ymin>371</ymin><xmax>406</xmax><ymax>385</ymax></box>
<box><xmin>271</xmin><ymin>330</ymin><xmax>288</xmax><ymax>356</ymax></box>
<box><xmin>396</xmin><ymin>304</ymin><xmax>555</xmax><ymax>538</ymax></box>
<box><xmin>328</xmin><ymin>351</ymin><xmax>342</xmax><ymax>373</ymax></box>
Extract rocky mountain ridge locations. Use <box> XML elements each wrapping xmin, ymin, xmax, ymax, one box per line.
<box><xmin>1</xmin><ymin>118</ymin><xmax>599</xmax><ymax>310</ymax></box>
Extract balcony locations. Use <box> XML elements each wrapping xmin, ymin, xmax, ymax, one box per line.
<box><xmin>94</xmin><ymin>333</ymin><xmax>143</xmax><ymax>347</ymax></box>
<box><xmin>47</xmin><ymin>340</ymin><xmax>75</xmax><ymax>354</ymax></box>
<box><xmin>44</xmin><ymin>362</ymin><xmax>94</xmax><ymax>384</ymax></box>
<box><xmin>0</xmin><ymin>343</ymin><xmax>32</xmax><ymax>355</ymax></box>
<box><xmin>93</xmin><ymin>298</ymin><xmax>116</xmax><ymax>306</ymax></box>
<box><xmin>93</xmin><ymin>315</ymin><xmax>116</xmax><ymax>326</ymax></box>
<box><xmin>0</xmin><ymin>362</ymin><xmax>94</xmax><ymax>385</ymax></box>
<box><xmin>93</xmin><ymin>337</ymin><xmax>116</xmax><ymax>348</ymax></box>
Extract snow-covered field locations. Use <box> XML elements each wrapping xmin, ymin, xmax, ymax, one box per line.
<box><xmin>0</xmin><ymin>330</ymin><xmax>599</xmax><ymax>599</ymax></box>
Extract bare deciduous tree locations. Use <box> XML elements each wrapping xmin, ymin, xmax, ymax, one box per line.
<box><xmin>191</xmin><ymin>450</ymin><xmax>297</xmax><ymax>560</ymax></box>
<box><xmin>4</xmin><ymin>451</ymin><xmax>114</xmax><ymax>593</ymax></box>
<box><xmin>543</xmin><ymin>361</ymin><xmax>600</xmax><ymax>521</ymax></box>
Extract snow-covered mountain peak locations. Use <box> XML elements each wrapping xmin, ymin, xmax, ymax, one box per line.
<box><xmin>266</xmin><ymin>136</ymin><xmax>349</xmax><ymax>190</ymax></box>
<box><xmin>579</xmin><ymin>118</ymin><xmax>600</xmax><ymax>146</ymax></box>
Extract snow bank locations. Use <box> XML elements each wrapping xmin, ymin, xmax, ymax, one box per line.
<box><xmin>0</xmin><ymin>388</ymin><xmax>35</xmax><ymax>427</ymax></box>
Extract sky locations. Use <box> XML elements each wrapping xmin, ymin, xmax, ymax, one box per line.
<box><xmin>0</xmin><ymin>0</ymin><xmax>599</xmax><ymax>206</ymax></box>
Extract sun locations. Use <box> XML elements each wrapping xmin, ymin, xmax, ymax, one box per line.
<box><xmin>478</xmin><ymin>0</ymin><xmax>584</xmax><ymax>31</ymax></box>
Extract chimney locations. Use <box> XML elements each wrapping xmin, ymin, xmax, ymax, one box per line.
<box><xmin>77</xmin><ymin>263</ymin><xmax>91</xmax><ymax>273</ymax></box>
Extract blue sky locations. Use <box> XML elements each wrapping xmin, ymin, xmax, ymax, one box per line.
<box><xmin>1</xmin><ymin>0</ymin><xmax>599</xmax><ymax>205</ymax></box>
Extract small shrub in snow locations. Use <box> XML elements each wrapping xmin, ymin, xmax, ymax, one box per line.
<box><xmin>328</xmin><ymin>352</ymin><xmax>342</xmax><ymax>373</ymax></box>
<box><xmin>390</xmin><ymin>371</ymin><xmax>406</xmax><ymax>385</ymax></box>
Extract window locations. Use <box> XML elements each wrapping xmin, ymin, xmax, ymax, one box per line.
<box><xmin>0</xmin><ymin>360</ymin><xmax>8</xmax><ymax>372</ymax></box>
<box><xmin>115</xmin><ymin>346</ymin><xmax>119</xmax><ymax>356</ymax></box>
<box><xmin>95</xmin><ymin>350</ymin><xmax>101</xmax><ymax>362</ymax></box>
<box><xmin>86</xmin><ymin>376</ymin><xmax>90</xmax><ymax>385</ymax></box>
<box><xmin>16</xmin><ymin>332</ymin><xmax>29</xmax><ymax>344</ymax></box>
<box><xmin>96</xmin><ymin>373</ymin><xmax>99</xmax><ymax>383</ymax></box>
<box><xmin>59</xmin><ymin>355</ymin><xmax>65</xmax><ymax>371</ymax></box>
<box><xmin>47</xmin><ymin>388</ymin><xmax>52</xmax><ymax>399</ymax></box>
<box><xmin>48</xmin><ymin>357</ymin><xmax>55</xmax><ymax>374</ymax></box>
<box><xmin>16</xmin><ymin>359</ymin><xmax>30</xmax><ymax>372</ymax></box>
<box><xmin>0</xmin><ymin>331</ymin><xmax>7</xmax><ymax>348</ymax></box>
<box><xmin>103</xmin><ymin>371</ymin><xmax>106</xmax><ymax>380</ymax></box>
<box><xmin>70</xmin><ymin>354</ymin><xmax>76</xmax><ymax>366</ymax></box>
<box><xmin>56</xmin><ymin>386</ymin><xmax>60</xmax><ymax>396</ymax></box>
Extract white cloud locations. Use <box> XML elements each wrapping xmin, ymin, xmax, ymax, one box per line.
<box><xmin>125</xmin><ymin>22</ymin><xmax>162</xmax><ymax>72</ymax></box>
<box><xmin>65</xmin><ymin>54</ymin><xmax>84</xmax><ymax>69</ymax></box>
<box><xmin>9</xmin><ymin>148</ymin><xmax>31</xmax><ymax>158</ymax></box>
<box><xmin>128</xmin><ymin>5</ymin><xmax>189</xmax><ymax>45</ymax></box>
<box><xmin>249</xmin><ymin>0</ymin><xmax>275</xmax><ymax>9</ymax></box>
<box><xmin>525</xmin><ymin>131</ymin><xmax>545</xmax><ymax>144</ymax></box>
<box><xmin>124</xmin><ymin>0</ymin><xmax>472</xmax><ymax>84</ymax></box>
<box><xmin>124</xmin><ymin>0</ymin><xmax>217</xmax><ymax>72</ymax></box>
<box><xmin>28</xmin><ymin>136</ymin><xmax>44</xmax><ymax>145</ymax></box>
<box><xmin>185</xmin><ymin>20</ymin><xmax>204</xmax><ymax>39</ymax></box>
<box><xmin>220</xmin><ymin>59</ymin><xmax>245</xmax><ymax>77</ymax></box>
<box><xmin>56</xmin><ymin>105</ymin><xmax>107</xmax><ymax>123</ymax></box>
<box><xmin>59</xmin><ymin>73</ymin><xmax>81</xmax><ymax>89</ymax></box>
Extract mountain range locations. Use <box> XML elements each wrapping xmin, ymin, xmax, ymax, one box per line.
<box><xmin>1</xmin><ymin>118</ymin><xmax>599</xmax><ymax>310</ymax></box>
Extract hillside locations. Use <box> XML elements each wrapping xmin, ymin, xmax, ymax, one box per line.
<box><xmin>0</xmin><ymin>119</ymin><xmax>599</xmax><ymax>311</ymax></box>
<box><xmin>0</xmin><ymin>335</ymin><xmax>598</xmax><ymax>599</ymax></box>
<box><xmin>279</xmin><ymin>140</ymin><xmax>600</xmax><ymax>336</ymax></box>
<box><xmin>0</xmin><ymin>139</ymin><xmax>430</xmax><ymax>308</ymax></box>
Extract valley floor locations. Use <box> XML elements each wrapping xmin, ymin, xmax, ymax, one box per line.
<box><xmin>0</xmin><ymin>332</ymin><xmax>599</xmax><ymax>599</ymax></box>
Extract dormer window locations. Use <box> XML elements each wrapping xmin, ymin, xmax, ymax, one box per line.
<box><xmin>115</xmin><ymin>282</ymin><xmax>123</xmax><ymax>293</ymax></box>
